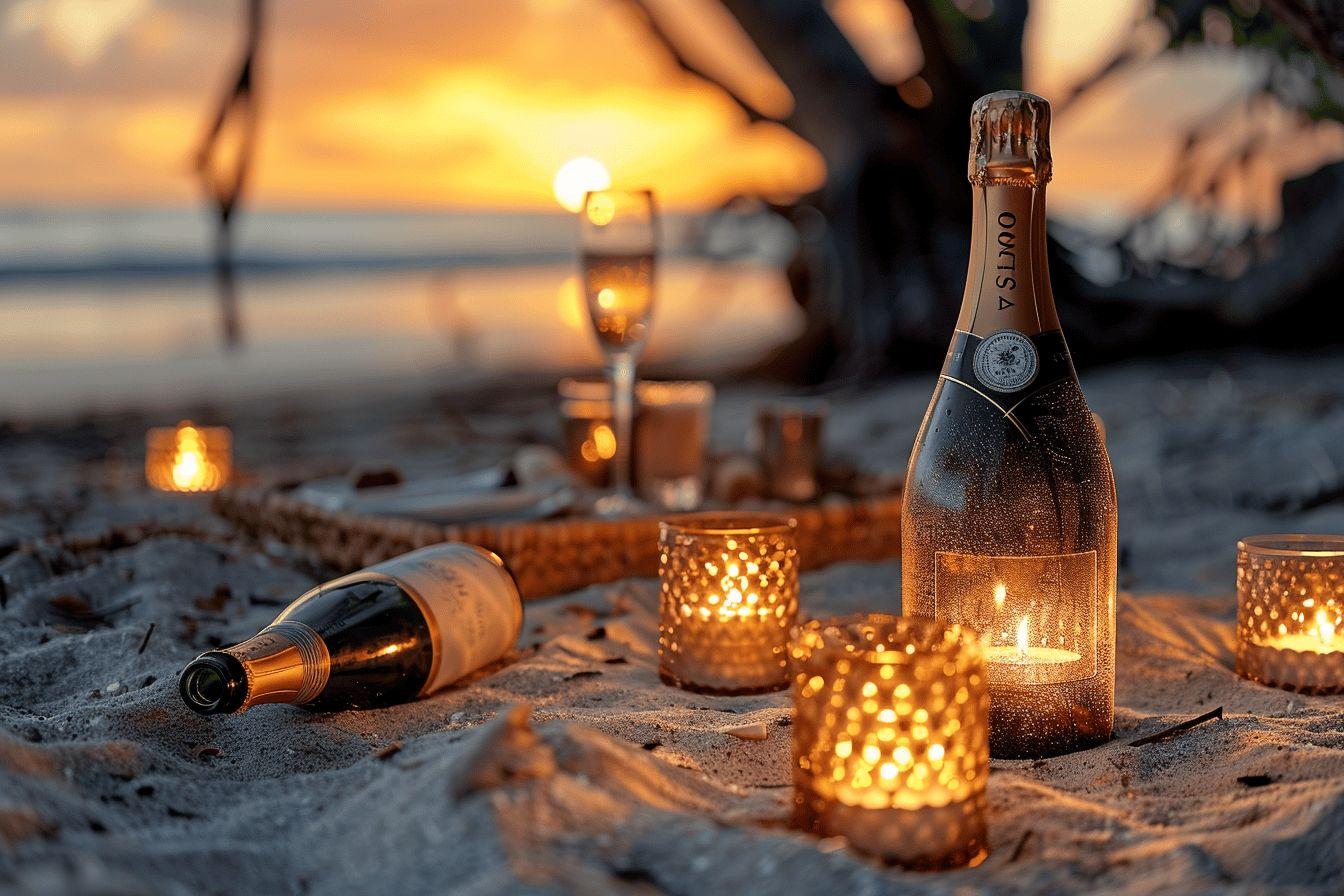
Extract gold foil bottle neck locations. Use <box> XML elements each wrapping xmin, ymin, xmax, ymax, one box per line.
<box><xmin>969</xmin><ymin>90</ymin><xmax>1052</xmax><ymax>188</ymax></box>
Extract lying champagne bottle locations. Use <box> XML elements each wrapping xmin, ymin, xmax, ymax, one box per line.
<box><xmin>179</xmin><ymin>543</ymin><xmax>523</xmax><ymax>714</ymax></box>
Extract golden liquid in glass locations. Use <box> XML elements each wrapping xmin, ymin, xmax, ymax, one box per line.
<box><xmin>581</xmin><ymin>251</ymin><xmax>655</xmax><ymax>354</ymax></box>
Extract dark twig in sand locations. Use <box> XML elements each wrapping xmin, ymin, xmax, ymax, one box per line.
<box><xmin>136</xmin><ymin>623</ymin><xmax>156</xmax><ymax>654</ymax></box>
<box><xmin>374</xmin><ymin>742</ymin><xmax>403</xmax><ymax>761</ymax></box>
<box><xmin>1128</xmin><ymin>707</ymin><xmax>1224</xmax><ymax>747</ymax></box>
<box><xmin>1008</xmin><ymin>829</ymin><xmax>1034</xmax><ymax>863</ymax></box>
<box><xmin>1237</xmin><ymin>774</ymin><xmax>1273</xmax><ymax>787</ymax></box>
<box><xmin>48</xmin><ymin>594</ymin><xmax>140</xmax><ymax>627</ymax></box>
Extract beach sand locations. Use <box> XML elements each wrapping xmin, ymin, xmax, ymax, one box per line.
<box><xmin>2</xmin><ymin>350</ymin><xmax>1343</xmax><ymax>894</ymax></box>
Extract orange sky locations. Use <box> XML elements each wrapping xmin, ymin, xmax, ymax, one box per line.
<box><xmin>0</xmin><ymin>0</ymin><xmax>824</xmax><ymax>208</ymax></box>
<box><xmin>2</xmin><ymin>0</ymin><xmax>1341</xmax><ymax>219</ymax></box>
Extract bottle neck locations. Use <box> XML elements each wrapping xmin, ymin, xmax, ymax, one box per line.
<box><xmin>956</xmin><ymin>183</ymin><xmax>1058</xmax><ymax>337</ymax></box>
<box><xmin>179</xmin><ymin>621</ymin><xmax>330</xmax><ymax>714</ymax></box>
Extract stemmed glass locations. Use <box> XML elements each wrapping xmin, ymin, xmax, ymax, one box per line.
<box><xmin>579</xmin><ymin>189</ymin><xmax>658</xmax><ymax>516</ymax></box>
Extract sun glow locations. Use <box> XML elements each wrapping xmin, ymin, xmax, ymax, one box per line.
<box><xmin>553</xmin><ymin>157</ymin><xmax>611</xmax><ymax>213</ymax></box>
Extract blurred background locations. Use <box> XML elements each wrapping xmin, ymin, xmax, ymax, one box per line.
<box><xmin>3</xmin><ymin>0</ymin><xmax>1344</xmax><ymax>416</ymax></box>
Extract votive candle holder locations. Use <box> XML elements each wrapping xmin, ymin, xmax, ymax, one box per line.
<box><xmin>658</xmin><ymin>513</ymin><xmax>798</xmax><ymax>694</ymax></box>
<box><xmin>145</xmin><ymin>421</ymin><xmax>232</xmax><ymax>493</ymax></box>
<box><xmin>1236</xmin><ymin>535</ymin><xmax>1344</xmax><ymax>694</ymax></box>
<box><xmin>788</xmin><ymin>614</ymin><xmax>989</xmax><ymax>869</ymax></box>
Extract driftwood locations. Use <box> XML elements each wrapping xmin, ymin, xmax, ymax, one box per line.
<box><xmin>1128</xmin><ymin>707</ymin><xmax>1225</xmax><ymax>747</ymax></box>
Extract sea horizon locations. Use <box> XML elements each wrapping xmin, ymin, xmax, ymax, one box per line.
<box><xmin>0</xmin><ymin>207</ymin><xmax>802</xmax><ymax>417</ymax></box>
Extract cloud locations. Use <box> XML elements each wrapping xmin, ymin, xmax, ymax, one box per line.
<box><xmin>0</xmin><ymin>0</ymin><xmax>821</xmax><ymax>207</ymax></box>
<box><xmin>7</xmin><ymin>0</ymin><xmax>152</xmax><ymax>67</ymax></box>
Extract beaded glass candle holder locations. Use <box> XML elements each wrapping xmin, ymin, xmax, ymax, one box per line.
<box><xmin>658</xmin><ymin>513</ymin><xmax>798</xmax><ymax>694</ymax></box>
<box><xmin>788</xmin><ymin>614</ymin><xmax>989</xmax><ymax>869</ymax></box>
<box><xmin>1236</xmin><ymin>535</ymin><xmax>1344</xmax><ymax>694</ymax></box>
<box><xmin>145</xmin><ymin>421</ymin><xmax>232</xmax><ymax>493</ymax></box>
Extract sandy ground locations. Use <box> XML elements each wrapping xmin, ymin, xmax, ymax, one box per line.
<box><xmin>2</xmin><ymin>349</ymin><xmax>1343</xmax><ymax>895</ymax></box>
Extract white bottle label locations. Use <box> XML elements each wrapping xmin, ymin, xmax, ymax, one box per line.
<box><xmin>369</xmin><ymin>544</ymin><xmax>523</xmax><ymax>694</ymax></box>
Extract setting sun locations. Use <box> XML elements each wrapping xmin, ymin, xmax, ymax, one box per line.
<box><xmin>553</xmin><ymin>156</ymin><xmax>610</xmax><ymax>213</ymax></box>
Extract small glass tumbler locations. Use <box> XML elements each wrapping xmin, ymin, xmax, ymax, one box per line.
<box><xmin>145</xmin><ymin>421</ymin><xmax>232</xmax><ymax>493</ymax></box>
<box><xmin>558</xmin><ymin>378</ymin><xmax>713</xmax><ymax>508</ymax></box>
<box><xmin>1236</xmin><ymin>535</ymin><xmax>1344</xmax><ymax>694</ymax></box>
<box><xmin>558</xmin><ymin>377</ymin><xmax>616</xmax><ymax>487</ymax></box>
<box><xmin>634</xmin><ymin>381</ymin><xmax>713</xmax><ymax>511</ymax></box>
<box><xmin>658</xmin><ymin>513</ymin><xmax>798</xmax><ymax>694</ymax></box>
<box><xmin>754</xmin><ymin>401</ymin><xmax>827</xmax><ymax>502</ymax></box>
<box><xmin>789</xmin><ymin>614</ymin><xmax>989</xmax><ymax>869</ymax></box>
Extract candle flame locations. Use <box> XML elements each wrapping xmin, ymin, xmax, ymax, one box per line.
<box><xmin>170</xmin><ymin>424</ymin><xmax>211</xmax><ymax>491</ymax></box>
<box><xmin>993</xmin><ymin>582</ymin><xmax>1006</xmax><ymax>607</ymax></box>
<box><xmin>1314</xmin><ymin>609</ymin><xmax>1336</xmax><ymax>647</ymax></box>
<box><xmin>1015</xmin><ymin>617</ymin><xmax>1029</xmax><ymax>657</ymax></box>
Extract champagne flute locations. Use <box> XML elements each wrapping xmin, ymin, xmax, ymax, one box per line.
<box><xmin>579</xmin><ymin>189</ymin><xmax>658</xmax><ymax>516</ymax></box>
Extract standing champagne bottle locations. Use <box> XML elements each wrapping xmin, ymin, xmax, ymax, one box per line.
<box><xmin>902</xmin><ymin>92</ymin><xmax>1117</xmax><ymax>758</ymax></box>
<box><xmin>180</xmin><ymin>544</ymin><xmax>522</xmax><ymax>714</ymax></box>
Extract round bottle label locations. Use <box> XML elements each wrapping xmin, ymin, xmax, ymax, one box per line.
<box><xmin>973</xmin><ymin>329</ymin><xmax>1038</xmax><ymax>392</ymax></box>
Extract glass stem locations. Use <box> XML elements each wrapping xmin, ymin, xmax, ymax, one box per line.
<box><xmin>606</xmin><ymin>354</ymin><xmax>636</xmax><ymax>498</ymax></box>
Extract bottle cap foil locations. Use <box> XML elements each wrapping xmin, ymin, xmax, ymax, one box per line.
<box><xmin>969</xmin><ymin>90</ymin><xmax>1052</xmax><ymax>188</ymax></box>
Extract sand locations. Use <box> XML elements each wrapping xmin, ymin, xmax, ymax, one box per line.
<box><xmin>2</xmin><ymin>350</ymin><xmax>1343</xmax><ymax>894</ymax></box>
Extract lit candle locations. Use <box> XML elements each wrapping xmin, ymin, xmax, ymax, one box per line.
<box><xmin>983</xmin><ymin>616</ymin><xmax>1082</xmax><ymax>670</ymax></box>
<box><xmin>145</xmin><ymin>421</ymin><xmax>231</xmax><ymax>493</ymax></box>
<box><xmin>789</xmin><ymin>614</ymin><xmax>989</xmax><ymax>869</ymax></box>
<box><xmin>1267</xmin><ymin>609</ymin><xmax>1344</xmax><ymax>654</ymax></box>
<box><xmin>1237</xmin><ymin>536</ymin><xmax>1344</xmax><ymax>694</ymax></box>
<box><xmin>929</xmin><ymin>554</ymin><xmax>1112</xmax><ymax>758</ymax></box>
<box><xmin>657</xmin><ymin>514</ymin><xmax>798</xmax><ymax>694</ymax></box>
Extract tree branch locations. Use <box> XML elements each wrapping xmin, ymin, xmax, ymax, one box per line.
<box><xmin>1262</xmin><ymin>0</ymin><xmax>1344</xmax><ymax>74</ymax></box>
<box><xmin>619</xmin><ymin>0</ymin><xmax>765</xmax><ymax>122</ymax></box>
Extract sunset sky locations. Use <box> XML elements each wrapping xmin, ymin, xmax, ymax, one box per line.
<box><xmin>2</xmin><ymin>0</ymin><xmax>1341</xmax><ymax>221</ymax></box>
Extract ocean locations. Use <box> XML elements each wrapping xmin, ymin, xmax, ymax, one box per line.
<box><xmin>0</xmin><ymin>208</ymin><xmax>802</xmax><ymax>416</ymax></box>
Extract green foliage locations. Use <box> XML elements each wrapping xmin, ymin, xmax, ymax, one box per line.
<box><xmin>1158</xmin><ymin>0</ymin><xmax>1344</xmax><ymax>121</ymax></box>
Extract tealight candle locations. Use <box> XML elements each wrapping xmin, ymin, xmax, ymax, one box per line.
<box><xmin>1236</xmin><ymin>535</ymin><xmax>1344</xmax><ymax>694</ymax></box>
<box><xmin>657</xmin><ymin>513</ymin><xmax>798</xmax><ymax>694</ymax></box>
<box><xmin>788</xmin><ymin>614</ymin><xmax>989</xmax><ymax>869</ymax></box>
<box><xmin>145</xmin><ymin>421</ymin><xmax>232</xmax><ymax>493</ymax></box>
<box><xmin>929</xmin><ymin>552</ymin><xmax>1112</xmax><ymax>758</ymax></box>
<box><xmin>982</xmin><ymin>616</ymin><xmax>1083</xmax><ymax>683</ymax></box>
